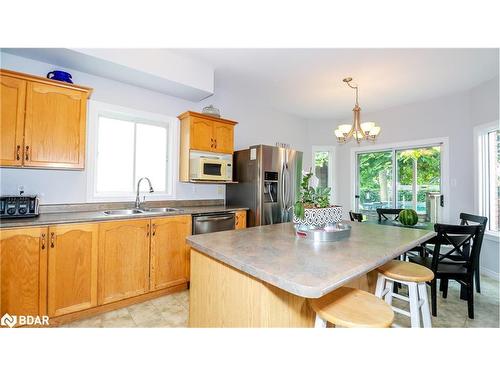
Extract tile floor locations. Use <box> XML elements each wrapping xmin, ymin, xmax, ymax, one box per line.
<box><xmin>62</xmin><ymin>290</ymin><xmax>189</xmax><ymax>328</ymax></box>
<box><xmin>62</xmin><ymin>275</ymin><xmax>499</xmax><ymax>328</ymax></box>
<box><xmin>393</xmin><ymin>275</ymin><xmax>499</xmax><ymax>328</ymax></box>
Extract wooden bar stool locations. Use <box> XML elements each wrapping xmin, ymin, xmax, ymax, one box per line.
<box><xmin>375</xmin><ymin>260</ymin><xmax>434</xmax><ymax>328</ymax></box>
<box><xmin>309</xmin><ymin>287</ymin><xmax>394</xmax><ymax>328</ymax></box>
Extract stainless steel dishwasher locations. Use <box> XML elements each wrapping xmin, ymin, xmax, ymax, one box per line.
<box><xmin>192</xmin><ymin>212</ymin><xmax>236</xmax><ymax>234</ymax></box>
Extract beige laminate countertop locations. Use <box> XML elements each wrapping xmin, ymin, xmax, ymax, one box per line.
<box><xmin>186</xmin><ymin>221</ymin><xmax>435</xmax><ymax>298</ymax></box>
<box><xmin>0</xmin><ymin>206</ymin><xmax>248</xmax><ymax>229</ymax></box>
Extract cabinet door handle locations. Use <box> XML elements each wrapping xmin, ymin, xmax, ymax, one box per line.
<box><xmin>147</xmin><ymin>224</ymin><xmax>150</xmax><ymax>237</ymax></box>
<box><xmin>214</xmin><ymin>139</ymin><xmax>217</xmax><ymax>149</ymax></box>
<box><xmin>152</xmin><ymin>223</ymin><xmax>156</xmax><ymax>236</ymax></box>
<box><xmin>16</xmin><ymin>145</ymin><xmax>21</xmax><ymax>160</ymax></box>
<box><xmin>50</xmin><ymin>232</ymin><xmax>55</xmax><ymax>248</ymax></box>
<box><xmin>41</xmin><ymin>233</ymin><xmax>46</xmax><ymax>250</ymax></box>
<box><xmin>25</xmin><ymin>146</ymin><xmax>30</xmax><ymax>161</ymax></box>
<box><xmin>210</xmin><ymin>137</ymin><xmax>214</xmax><ymax>148</ymax></box>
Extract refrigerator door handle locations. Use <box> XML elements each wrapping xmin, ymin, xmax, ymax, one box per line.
<box><xmin>284</xmin><ymin>163</ymin><xmax>291</xmax><ymax>209</ymax></box>
<box><xmin>280</xmin><ymin>160</ymin><xmax>286</xmax><ymax>209</ymax></box>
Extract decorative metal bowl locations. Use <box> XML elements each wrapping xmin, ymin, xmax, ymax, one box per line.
<box><xmin>295</xmin><ymin>222</ymin><xmax>351</xmax><ymax>242</ymax></box>
<box><xmin>202</xmin><ymin>105</ymin><xmax>221</xmax><ymax>118</ymax></box>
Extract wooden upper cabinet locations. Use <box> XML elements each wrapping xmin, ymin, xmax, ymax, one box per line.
<box><xmin>24</xmin><ymin>82</ymin><xmax>88</xmax><ymax>169</ymax></box>
<box><xmin>213</xmin><ymin>123</ymin><xmax>234</xmax><ymax>153</ymax></box>
<box><xmin>178</xmin><ymin>111</ymin><xmax>237</xmax><ymax>181</ymax></box>
<box><xmin>0</xmin><ymin>69</ymin><xmax>92</xmax><ymax>169</ymax></box>
<box><xmin>98</xmin><ymin>219</ymin><xmax>151</xmax><ymax>305</ymax></box>
<box><xmin>0</xmin><ymin>227</ymin><xmax>47</xmax><ymax>322</ymax></box>
<box><xmin>0</xmin><ymin>76</ymin><xmax>26</xmax><ymax>166</ymax></box>
<box><xmin>235</xmin><ymin>210</ymin><xmax>247</xmax><ymax>229</ymax></box>
<box><xmin>190</xmin><ymin>117</ymin><xmax>214</xmax><ymax>152</ymax></box>
<box><xmin>47</xmin><ymin>223</ymin><xmax>98</xmax><ymax>317</ymax></box>
<box><xmin>150</xmin><ymin>215</ymin><xmax>192</xmax><ymax>290</ymax></box>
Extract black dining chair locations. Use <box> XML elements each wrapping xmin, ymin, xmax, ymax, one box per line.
<box><xmin>349</xmin><ymin>211</ymin><xmax>364</xmax><ymax>222</ymax></box>
<box><xmin>459</xmin><ymin>213</ymin><xmax>488</xmax><ymax>293</ymax></box>
<box><xmin>422</xmin><ymin>213</ymin><xmax>487</xmax><ymax>293</ymax></box>
<box><xmin>409</xmin><ymin>223</ymin><xmax>483</xmax><ymax>319</ymax></box>
<box><xmin>376</xmin><ymin>208</ymin><xmax>403</xmax><ymax>222</ymax></box>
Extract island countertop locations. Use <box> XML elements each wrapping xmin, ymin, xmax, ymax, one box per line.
<box><xmin>186</xmin><ymin>221</ymin><xmax>435</xmax><ymax>298</ymax></box>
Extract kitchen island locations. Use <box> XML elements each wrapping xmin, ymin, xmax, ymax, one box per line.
<box><xmin>186</xmin><ymin>221</ymin><xmax>435</xmax><ymax>327</ymax></box>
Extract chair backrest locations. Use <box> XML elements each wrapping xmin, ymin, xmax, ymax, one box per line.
<box><xmin>432</xmin><ymin>223</ymin><xmax>484</xmax><ymax>274</ymax></box>
<box><xmin>349</xmin><ymin>211</ymin><xmax>363</xmax><ymax>222</ymax></box>
<box><xmin>460</xmin><ymin>212</ymin><xmax>488</xmax><ymax>227</ymax></box>
<box><xmin>376</xmin><ymin>208</ymin><xmax>403</xmax><ymax>221</ymax></box>
<box><xmin>459</xmin><ymin>212</ymin><xmax>488</xmax><ymax>265</ymax></box>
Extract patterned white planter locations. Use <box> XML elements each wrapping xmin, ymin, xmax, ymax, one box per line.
<box><xmin>293</xmin><ymin>206</ymin><xmax>343</xmax><ymax>227</ymax></box>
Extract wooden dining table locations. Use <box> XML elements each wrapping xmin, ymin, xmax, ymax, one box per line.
<box><xmin>365</xmin><ymin>216</ymin><xmax>435</xmax><ymax>231</ymax></box>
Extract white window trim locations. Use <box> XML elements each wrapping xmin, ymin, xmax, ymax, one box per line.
<box><xmin>349</xmin><ymin>137</ymin><xmax>450</xmax><ymax>222</ymax></box>
<box><xmin>474</xmin><ymin>121</ymin><xmax>499</xmax><ymax>242</ymax></box>
<box><xmin>86</xmin><ymin>100</ymin><xmax>179</xmax><ymax>202</ymax></box>
<box><xmin>311</xmin><ymin>145</ymin><xmax>337</xmax><ymax>203</ymax></box>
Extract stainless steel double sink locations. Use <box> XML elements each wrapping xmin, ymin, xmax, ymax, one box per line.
<box><xmin>103</xmin><ymin>207</ymin><xmax>182</xmax><ymax>216</ymax></box>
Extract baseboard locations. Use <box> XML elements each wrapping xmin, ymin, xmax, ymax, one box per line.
<box><xmin>480</xmin><ymin>266</ymin><xmax>500</xmax><ymax>281</ymax></box>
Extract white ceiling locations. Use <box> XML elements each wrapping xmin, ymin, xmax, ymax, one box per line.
<box><xmin>173</xmin><ymin>48</ymin><xmax>499</xmax><ymax>120</ymax></box>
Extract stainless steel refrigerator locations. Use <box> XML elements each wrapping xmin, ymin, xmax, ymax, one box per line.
<box><xmin>226</xmin><ymin>145</ymin><xmax>303</xmax><ymax>227</ymax></box>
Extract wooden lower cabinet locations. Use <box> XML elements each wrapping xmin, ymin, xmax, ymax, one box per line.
<box><xmin>0</xmin><ymin>211</ymin><xmax>243</xmax><ymax>325</ymax></box>
<box><xmin>47</xmin><ymin>223</ymin><xmax>98</xmax><ymax>317</ymax></box>
<box><xmin>150</xmin><ymin>215</ymin><xmax>192</xmax><ymax>290</ymax></box>
<box><xmin>0</xmin><ymin>227</ymin><xmax>47</xmax><ymax>322</ymax></box>
<box><xmin>98</xmin><ymin>219</ymin><xmax>151</xmax><ymax>305</ymax></box>
<box><xmin>235</xmin><ymin>210</ymin><xmax>247</xmax><ymax>229</ymax></box>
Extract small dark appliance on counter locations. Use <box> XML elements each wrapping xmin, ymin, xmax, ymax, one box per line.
<box><xmin>0</xmin><ymin>195</ymin><xmax>40</xmax><ymax>219</ymax></box>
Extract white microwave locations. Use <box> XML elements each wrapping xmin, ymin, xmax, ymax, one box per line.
<box><xmin>189</xmin><ymin>152</ymin><xmax>233</xmax><ymax>181</ymax></box>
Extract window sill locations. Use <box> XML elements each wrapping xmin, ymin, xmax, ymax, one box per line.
<box><xmin>87</xmin><ymin>194</ymin><xmax>175</xmax><ymax>203</ymax></box>
<box><xmin>484</xmin><ymin>231</ymin><xmax>499</xmax><ymax>243</ymax></box>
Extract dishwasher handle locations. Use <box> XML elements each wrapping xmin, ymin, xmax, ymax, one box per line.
<box><xmin>195</xmin><ymin>215</ymin><xmax>234</xmax><ymax>222</ymax></box>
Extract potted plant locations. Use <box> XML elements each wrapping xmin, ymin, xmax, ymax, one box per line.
<box><xmin>293</xmin><ymin>171</ymin><xmax>342</xmax><ymax>227</ymax></box>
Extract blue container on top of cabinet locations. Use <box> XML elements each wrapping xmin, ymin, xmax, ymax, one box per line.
<box><xmin>46</xmin><ymin>70</ymin><xmax>73</xmax><ymax>84</ymax></box>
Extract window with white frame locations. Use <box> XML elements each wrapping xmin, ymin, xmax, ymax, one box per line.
<box><xmin>87</xmin><ymin>102</ymin><xmax>176</xmax><ymax>201</ymax></box>
<box><xmin>311</xmin><ymin>146</ymin><xmax>335</xmax><ymax>201</ymax></box>
<box><xmin>476</xmin><ymin>123</ymin><xmax>500</xmax><ymax>234</ymax></box>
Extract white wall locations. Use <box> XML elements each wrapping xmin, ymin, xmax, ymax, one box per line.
<box><xmin>0</xmin><ymin>52</ymin><xmax>309</xmax><ymax>203</ymax></box>
<box><xmin>471</xmin><ymin>78</ymin><xmax>500</xmax><ymax>279</ymax></box>
<box><xmin>307</xmin><ymin>77</ymin><xmax>499</xmax><ymax>277</ymax></box>
<box><xmin>199</xmin><ymin>78</ymin><xmax>310</xmax><ymax>168</ymax></box>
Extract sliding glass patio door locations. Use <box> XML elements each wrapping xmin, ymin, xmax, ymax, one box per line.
<box><xmin>357</xmin><ymin>150</ymin><xmax>393</xmax><ymax>212</ymax></box>
<box><xmin>356</xmin><ymin>145</ymin><xmax>442</xmax><ymax>218</ymax></box>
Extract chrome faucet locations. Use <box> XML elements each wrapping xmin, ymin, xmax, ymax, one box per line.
<box><xmin>135</xmin><ymin>177</ymin><xmax>154</xmax><ymax>209</ymax></box>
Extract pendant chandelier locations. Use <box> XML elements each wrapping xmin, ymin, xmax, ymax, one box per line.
<box><xmin>334</xmin><ymin>77</ymin><xmax>381</xmax><ymax>144</ymax></box>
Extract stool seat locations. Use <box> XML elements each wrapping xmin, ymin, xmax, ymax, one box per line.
<box><xmin>377</xmin><ymin>260</ymin><xmax>434</xmax><ymax>283</ymax></box>
<box><xmin>309</xmin><ymin>287</ymin><xmax>394</xmax><ymax>328</ymax></box>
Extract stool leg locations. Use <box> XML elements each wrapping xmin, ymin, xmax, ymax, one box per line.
<box><xmin>375</xmin><ymin>274</ymin><xmax>385</xmax><ymax>298</ymax></box>
<box><xmin>418</xmin><ymin>282</ymin><xmax>432</xmax><ymax>328</ymax></box>
<box><xmin>314</xmin><ymin>314</ymin><xmax>327</xmax><ymax>328</ymax></box>
<box><xmin>384</xmin><ymin>280</ymin><xmax>394</xmax><ymax>306</ymax></box>
<box><xmin>408</xmin><ymin>282</ymin><xmax>421</xmax><ymax>328</ymax></box>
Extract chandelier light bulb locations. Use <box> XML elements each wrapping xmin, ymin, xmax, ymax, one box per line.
<box><xmin>334</xmin><ymin>129</ymin><xmax>345</xmax><ymax>138</ymax></box>
<box><xmin>370</xmin><ymin>126</ymin><xmax>381</xmax><ymax>136</ymax></box>
<box><xmin>338</xmin><ymin>124</ymin><xmax>352</xmax><ymax>135</ymax></box>
<box><xmin>361</xmin><ymin>122</ymin><xmax>375</xmax><ymax>133</ymax></box>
